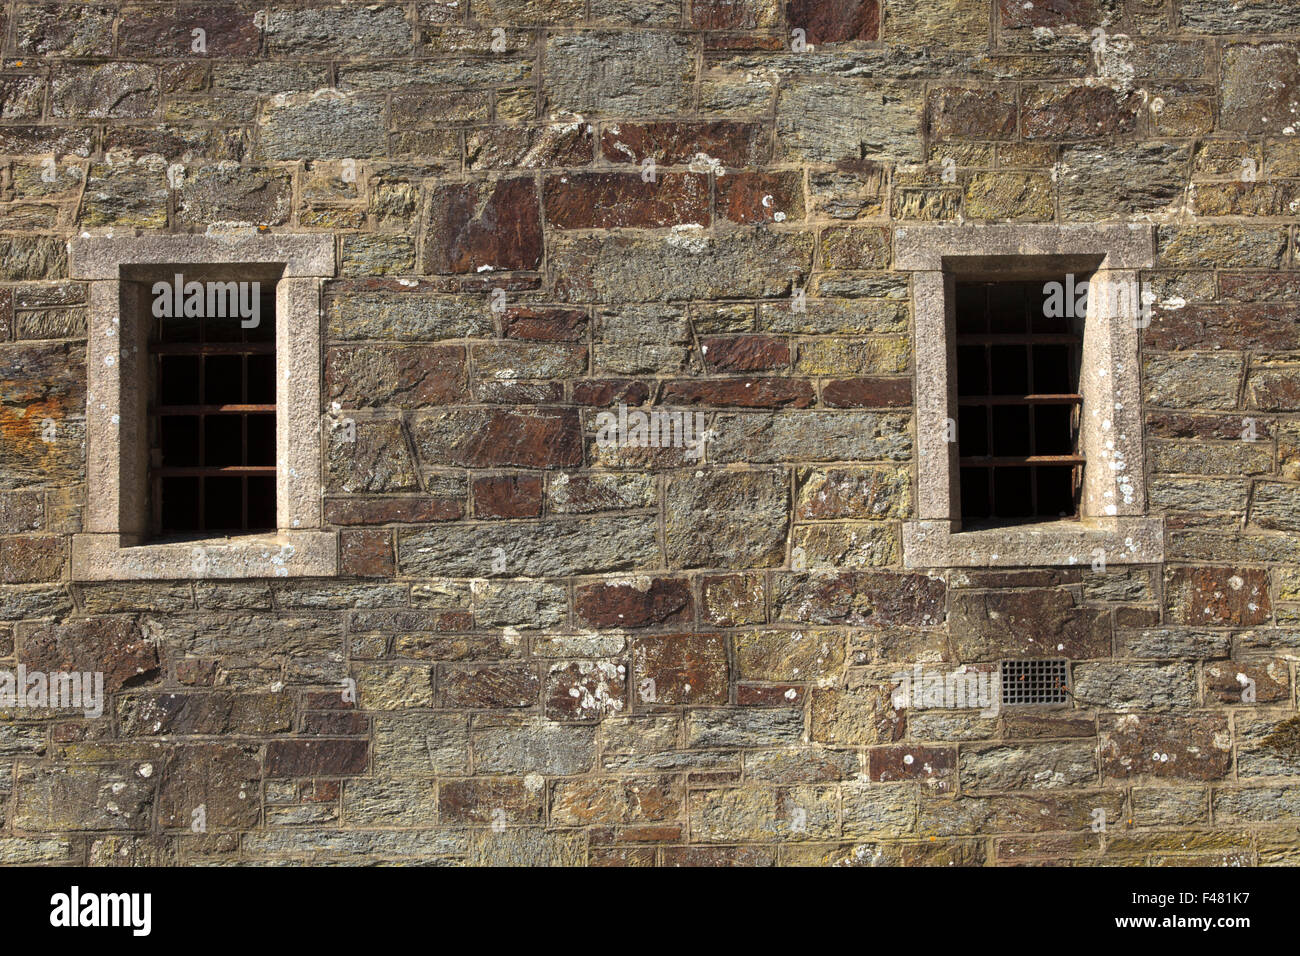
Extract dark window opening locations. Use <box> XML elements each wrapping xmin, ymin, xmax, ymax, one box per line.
<box><xmin>148</xmin><ymin>284</ymin><xmax>277</xmax><ymax>537</ymax></box>
<box><xmin>1001</xmin><ymin>659</ymin><xmax>1070</xmax><ymax>706</ymax></box>
<box><xmin>955</xmin><ymin>279</ymin><xmax>1084</xmax><ymax>525</ymax></box>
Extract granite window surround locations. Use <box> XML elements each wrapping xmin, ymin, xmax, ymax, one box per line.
<box><xmin>69</xmin><ymin>233</ymin><xmax>337</xmax><ymax>580</ymax></box>
<box><xmin>897</xmin><ymin>223</ymin><xmax>1164</xmax><ymax>569</ymax></box>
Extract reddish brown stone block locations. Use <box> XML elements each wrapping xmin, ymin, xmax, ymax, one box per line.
<box><xmin>1219</xmin><ymin>272</ymin><xmax>1300</xmax><ymax>300</ymax></box>
<box><xmin>158</xmin><ymin>743</ymin><xmax>262</xmax><ymax>829</ymax></box>
<box><xmin>773</xmin><ymin>572</ymin><xmax>946</xmax><ymax>627</ymax></box>
<box><xmin>574</xmin><ymin>577</ymin><xmax>693</xmax><ymax>628</ymax></box>
<box><xmin>324</xmin><ymin>496</ymin><xmax>464</xmax><ymax>525</ymax></box>
<box><xmin>503</xmin><ymin>307</ymin><xmax>588</xmax><ymax>341</ymax></box>
<box><xmin>822</xmin><ymin>376</ymin><xmax>912</xmax><ymax>408</ymax></box>
<box><xmin>1248</xmin><ymin>370</ymin><xmax>1300</xmax><ymax>412</ymax></box>
<box><xmin>414</xmin><ymin>408</ymin><xmax>584</xmax><ymax>468</ymax></box>
<box><xmin>1144</xmin><ymin>304</ymin><xmax>1300</xmax><ymax>352</ymax></box>
<box><xmin>1115</xmin><ymin>606</ymin><xmax>1161</xmax><ymax>628</ymax></box>
<box><xmin>21</xmin><ymin>617</ymin><xmax>160</xmax><ymax>693</ymax></box>
<box><xmin>1205</xmin><ymin>659</ymin><xmax>1290</xmax><ymax>704</ymax></box>
<box><xmin>303</xmin><ymin>691</ymin><xmax>360</xmax><ymax>710</ymax></box>
<box><xmin>0</xmin><ymin>534</ymin><xmax>65</xmax><ymax>583</ymax></box>
<box><xmin>1168</xmin><ymin>567</ymin><xmax>1270</xmax><ymax>626</ymax></box>
<box><xmin>340</xmin><ymin>529</ymin><xmax>395</xmax><ymax>577</ymax></box>
<box><xmin>660</xmin><ymin>378</ymin><xmax>815</xmax><ymax>408</ymax></box>
<box><xmin>1100</xmin><ymin>713</ymin><xmax>1232</xmax><ymax>779</ymax></box>
<box><xmin>439</xmin><ymin>663</ymin><xmax>540</xmax><ymax>708</ymax></box>
<box><xmin>297</xmin><ymin>780</ymin><xmax>340</xmax><ymax>803</ymax></box>
<box><xmin>691</xmin><ymin>0</ymin><xmax>776</xmax><ymax>29</ymax></box>
<box><xmin>591</xmin><ymin>846</ymin><xmax>657</xmax><ymax>865</ymax></box>
<box><xmin>926</xmin><ymin>87</ymin><xmax>1018</xmax><ymax>141</ymax></box>
<box><xmin>572</xmin><ymin>379</ymin><xmax>652</xmax><ymax>406</ymax></box>
<box><xmin>599</xmin><ymin>121</ymin><xmax>768</xmax><ymax>167</ymax></box>
<box><xmin>716</xmin><ymin>170</ymin><xmax>804</xmax><ymax>224</ymax></box>
<box><xmin>473</xmin><ymin>475</ymin><xmax>544</xmax><ymax>519</ymax></box>
<box><xmin>543</xmin><ymin>172</ymin><xmax>710</xmax><ymax>229</ymax></box>
<box><xmin>1021</xmin><ymin>86</ymin><xmax>1140</xmax><ymax>139</ymax></box>
<box><xmin>118</xmin><ymin>6</ymin><xmax>261</xmax><ymax>57</ymax></box>
<box><xmin>439</xmin><ymin>778</ymin><xmax>544</xmax><ymax>824</ymax></box>
<box><xmin>1146</xmin><ymin>413</ymin><xmax>1274</xmax><ymax>441</ymax></box>
<box><xmin>423</xmin><ymin>177</ymin><xmax>542</xmax><ymax>273</ymax></box>
<box><xmin>120</xmin><ymin>691</ymin><xmax>294</xmax><ymax>736</ymax></box>
<box><xmin>700</xmin><ymin>335</ymin><xmax>790</xmax><ymax>372</ymax></box>
<box><xmin>631</xmin><ymin>634</ymin><xmax>729</xmax><ymax>706</ymax></box>
<box><xmin>999</xmin><ymin>0</ymin><xmax>1114</xmax><ymax>28</ymax></box>
<box><xmin>787</xmin><ymin>0</ymin><xmax>880</xmax><ymax>43</ymax></box>
<box><xmin>264</xmin><ymin>739</ymin><xmax>369</xmax><ymax>778</ymax></box>
<box><xmin>869</xmin><ymin>745</ymin><xmax>956</xmax><ymax>790</ymax></box>
<box><xmin>175</xmin><ymin>658</ymin><xmax>218</xmax><ymax>687</ymax></box>
<box><xmin>736</xmin><ymin>683</ymin><xmax>804</xmax><ymax>706</ymax></box>
<box><xmin>302</xmin><ymin>711</ymin><xmax>369</xmax><ymax>736</ymax></box>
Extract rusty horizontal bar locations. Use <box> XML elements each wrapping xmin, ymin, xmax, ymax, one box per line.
<box><xmin>959</xmin><ymin>455</ymin><xmax>1085</xmax><ymax>467</ymax></box>
<box><xmin>156</xmin><ymin>466</ymin><xmax>276</xmax><ymax>477</ymax></box>
<box><xmin>957</xmin><ymin>394</ymin><xmax>1082</xmax><ymax>406</ymax></box>
<box><xmin>155</xmin><ymin>404</ymin><xmax>276</xmax><ymax>415</ymax></box>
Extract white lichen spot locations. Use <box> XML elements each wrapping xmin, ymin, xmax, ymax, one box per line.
<box><xmin>688</xmin><ymin>152</ymin><xmax>725</xmax><ymax>176</ymax></box>
<box><xmin>666</xmin><ymin>223</ymin><xmax>708</xmax><ymax>253</ymax></box>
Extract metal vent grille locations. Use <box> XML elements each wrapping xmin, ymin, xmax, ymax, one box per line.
<box><xmin>1001</xmin><ymin>659</ymin><xmax>1069</xmax><ymax>705</ymax></box>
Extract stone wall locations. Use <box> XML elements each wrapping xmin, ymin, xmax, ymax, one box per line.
<box><xmin>1</xmin><ymin>0</ymin><xmax>1299</xmax><ymax>866</ymax></box>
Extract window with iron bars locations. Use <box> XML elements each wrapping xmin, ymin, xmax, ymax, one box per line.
<box><xmin>954</xmin><ymin>278</ymin><xmax>1084</xmax><ymax>524</ymax></box>
<box><xmin>148</xmin><ymin>283</ymin><xmax>277</xmax><ymax>536</ymax></box>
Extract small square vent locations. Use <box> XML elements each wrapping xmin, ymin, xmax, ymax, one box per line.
<box><xmin>1001</xmin><ymin>659</ymin><xmax>1069</xmax><ymax>706</ymax></box>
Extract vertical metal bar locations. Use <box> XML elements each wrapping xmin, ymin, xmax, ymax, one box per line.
<box><xmin>196</xmin><ymin>313</ymin><xmax>205</xmax><ymax>533</ymax></box>
<box><xmin>984</xmin><ymin>283</ymin><xmax>995</xmax><ymax>518</ymax></box>
<box><xmin>1027</xmin><ymin>282</ymin><xmax>1038</xmax><ymax>517</ymax></box>
<box><xmin>240</xmin><ymin>353</ymin><xmax>248</xmax><ymax>531</ymax></box>
<box><xmin>1072</xmin><ymin>333</ymin><xmax>1083</xmax><ymax>512</ymax></box>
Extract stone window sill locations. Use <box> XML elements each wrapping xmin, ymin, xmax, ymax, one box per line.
<box><xmin>71</xmin><ymin>531</ymin><xmax>338</xmax><ymax>580</ymax></box>
<box><xmin>902</xmin><ymin>517</ymin><xmax>1163</xmax><ymax>569</ymax></box>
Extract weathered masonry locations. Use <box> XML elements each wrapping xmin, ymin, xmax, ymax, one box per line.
<box><xmin>1</xmin><ymin>1</ymin><xmax>1299</xmax><ymax>867</ymax></box>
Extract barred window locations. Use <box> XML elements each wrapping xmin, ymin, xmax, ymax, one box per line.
<box><xmin>954</xmin><ymin>278</ymin><xmax>1084</xmax><ymax>524</ymax></box>
<box><xmin>148</xmin><ymin>276</ymin><xmax>277</xmax><ymax>536</ymax></box>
